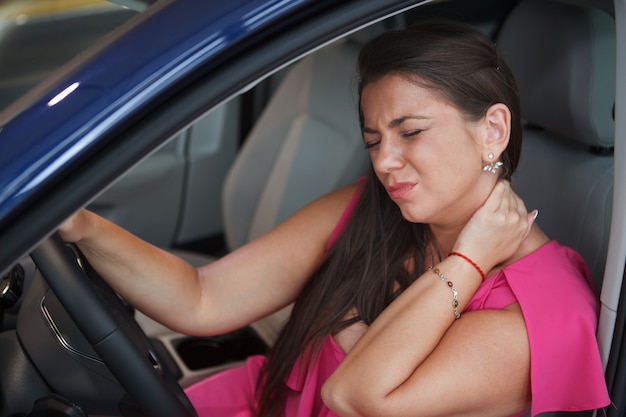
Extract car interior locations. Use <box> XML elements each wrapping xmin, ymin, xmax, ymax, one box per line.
<box><xmin>0</xmin><ymin>0</ymin><xmax>618</xmax><ymax>415</ymax></box>
<box><xmin>142</xmin><ymin>0</ymin><xmax>618</xmax><ymax>388</ymax></box>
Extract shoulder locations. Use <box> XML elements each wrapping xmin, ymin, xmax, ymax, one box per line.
<box><xmin>505</xmin><ymin>240</ymin><xmax>597</xmax><ymax>302</ymax></box>
<box><xmin>319</xmin><ymin>180</ymin><xmax>363</xmax><ymax>210</ymax></box>
<box><xmin>300</xmin><ymin>180</ymin><xmax>363</xmax><ymax>226</ymax></box>
<box><xmin>266</xmin><ymin>180</ymin><xmax>364</xmax><ymax>255</ymax></box>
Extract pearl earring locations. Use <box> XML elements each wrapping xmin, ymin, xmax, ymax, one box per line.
<box><xmin>483</xmin><ymin>160</ymin><xmax>503</xmax><ymax>173</ymax></box>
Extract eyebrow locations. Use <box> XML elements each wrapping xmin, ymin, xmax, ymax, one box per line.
<box><xmin>363</xmin><ymin>115</ymin><xmax>431</xmax><ymax>133</ymax></box>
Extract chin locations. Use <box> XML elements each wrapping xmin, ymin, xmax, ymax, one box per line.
<box><xmin>398</xmin><ymin>206</ymin><xmax>429</xmax><ymax>224</ymax></box>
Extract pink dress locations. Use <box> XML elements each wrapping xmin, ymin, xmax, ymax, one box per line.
<box><xmin>185</xmin><ymin>185</ymin><xmax>610</xmax><ymax>416</ymax></box>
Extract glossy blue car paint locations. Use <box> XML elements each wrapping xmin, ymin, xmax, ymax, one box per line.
<box><xmin>0</xmin><ymin>0</ymin><xmax>308</xmax><ymax>228</ymax></box>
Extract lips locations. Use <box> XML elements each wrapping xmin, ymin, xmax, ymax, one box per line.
<box><xmin>386</xmin><ymin>182</ymin><xmax>415</xmax><ymax>200</ymax></box>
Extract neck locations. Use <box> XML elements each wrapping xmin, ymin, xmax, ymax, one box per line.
<box><xmin>428</xmin><ymin>204</ymin><xmax>474</xmax><ymax>252</ymax></box>
<box><xmin>426</xmin><ymin>223</ymin><xmax>464</xmax><ymax>264</ymax></box>
<box><xmin>427</xmin><ymin>177</ymin><xmax>498</xmax><ymax>257</ymax></box>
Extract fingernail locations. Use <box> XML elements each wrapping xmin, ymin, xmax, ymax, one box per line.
<box><xmin>532</xmin><ymin>209</ymin><xmax>539</xmax><ymax>220</ymax></box>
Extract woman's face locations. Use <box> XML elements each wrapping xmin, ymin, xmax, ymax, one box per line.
<box><xmin>361</xmin><ymin>74</ymin><xmax>496</xmax><ymax>227</ymax></box>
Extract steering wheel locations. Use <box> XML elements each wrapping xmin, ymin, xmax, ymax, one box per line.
<box><xmin>30</xmin><ymin>233</ymin><xmax>197</xmax><ymax>417</ymax></box>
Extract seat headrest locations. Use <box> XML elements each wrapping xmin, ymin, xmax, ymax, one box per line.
<box><xmin>496</xmin><ymin>0</ymin><xmax>615</xmax><ymax>149</ymax></box>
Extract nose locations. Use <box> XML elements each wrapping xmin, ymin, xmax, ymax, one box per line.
<box><xmin>371</xmin><ymin>137</ymin><xmax>405</xmax><ymax>174</ymax></box>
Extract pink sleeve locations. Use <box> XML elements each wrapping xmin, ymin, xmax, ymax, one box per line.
<box><xmin>502</xmin><ymin>241</ymin><xmax>610</xmax><ymax>416</ymax></box>
<box><xmin>325</xmin><ymin>178</ymin><xmax>366</xmax><ymax>251</ymax></box>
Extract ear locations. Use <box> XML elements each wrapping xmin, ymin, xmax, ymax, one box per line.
<box><xmin>481</xmin><ymin>103</ymin><xmax>511</xmax><ymax>161</ymax></box>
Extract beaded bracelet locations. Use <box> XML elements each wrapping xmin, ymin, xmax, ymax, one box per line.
<box><xmin>428</xmin><ymin>266</ymin><xmax>461</xmax><ymax>320</ymax></box>
<box><xmin>448</xmin><ymin>251</ymin><xmax>486</xmax><ymax>281</ymax></box>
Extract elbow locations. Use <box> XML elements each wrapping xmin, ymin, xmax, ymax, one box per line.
<box><xmin>322</xmin><ymin>373</ymin><xmax>384</xmax><ymax>417</ymax></box>
<box><xmin>321</xmin><ymin>375</ymin><xmax>357</xmax><ymax>417</ymax></box>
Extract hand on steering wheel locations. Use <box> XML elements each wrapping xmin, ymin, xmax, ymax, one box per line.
<box><xmin>31</xmin><ymin>233</ymin><xmax>197</xmax><ymax>417</ymax></box>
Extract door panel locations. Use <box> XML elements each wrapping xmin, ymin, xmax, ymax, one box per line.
<box><xmin>88</xmin><ymin>98</ymin><xmax>240</xmax><ymax>248</ymax></box>
<box><xmin>88</xmin><ymin>138</ymin><xmax>186</xmax><ymax>247</ymax></box>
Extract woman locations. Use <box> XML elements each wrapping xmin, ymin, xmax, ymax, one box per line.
<box><xmin>59</xmin><ymin>21</ymin><xmax>610</xmax><ymax>416</ymax></box>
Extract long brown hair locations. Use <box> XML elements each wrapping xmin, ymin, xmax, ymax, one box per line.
<box><xmin>256</xmin><ymin>19</ymin><xmax>521</xmax><ymax>416</ymax></box>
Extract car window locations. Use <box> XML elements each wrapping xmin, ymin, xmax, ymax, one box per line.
<box><xmin>0</xmin><ymin>0</ymin><xmax>137</xmax><ymax>112</ymax></box>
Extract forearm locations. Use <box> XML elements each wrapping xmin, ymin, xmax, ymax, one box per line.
<box><xmin>60</xmin><ymin>187</ymin><xmax>351</xmax><ymax>336</ymax></box>
<box><xmin>67</xmin><ymin>210</ymin><xmax>204</xmax><ymax>333</ymax></box>
<box><xmin>323</xmin><ymin>255</ymin><xmax>483</xmax><ymax>416</ymax></box>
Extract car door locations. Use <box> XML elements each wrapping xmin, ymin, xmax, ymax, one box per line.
<box><xmin>0</xmin><ymin>0</ymin><xmax>237</xmax><ymax>248</ymax></box>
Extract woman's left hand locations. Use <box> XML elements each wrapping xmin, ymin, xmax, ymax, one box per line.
<box><xmin>452</xmin><ymin>180</ymin><xmax>537</xmax><ymax>274</ymax></box>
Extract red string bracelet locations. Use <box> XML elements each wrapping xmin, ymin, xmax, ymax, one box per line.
<box><xmin>448</xmin><ymin>251</ymin><xmax>486</xmax><ymax>281</ymax></box>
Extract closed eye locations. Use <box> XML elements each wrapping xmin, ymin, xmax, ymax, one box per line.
<box><xmin>402</xmin><ymin>129</ymin><xmax>423</xmax><ymax>138</ymax></box>
<box><xmin>363</xmin><ymin>129</ymin><xmax>423</xmax><ymax>149</ymax></box>
<box><xmin>363</xmin><ymin>140</ymin><xmax>380</xmax><ymax>150</ymax></box>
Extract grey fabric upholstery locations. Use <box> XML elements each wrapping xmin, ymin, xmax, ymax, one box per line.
<box><xmin>497</xmin><ymin>0</ymin><xmax>615</xmax><ymax>148</ymax></box>
<box><xmin>499</xmin><ymin>0</ymin><xmax>615</xmax><ymax>288</ymax></box>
